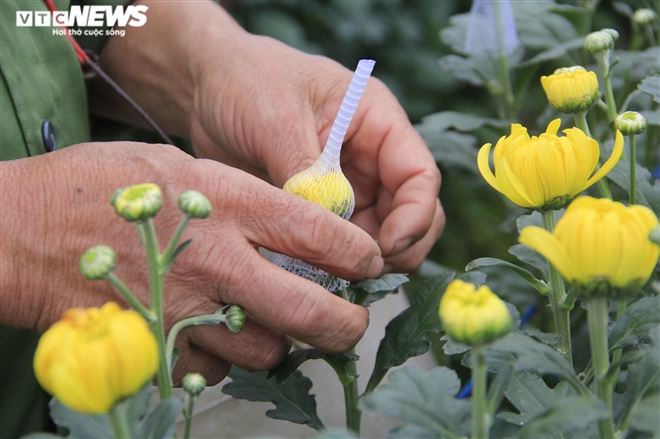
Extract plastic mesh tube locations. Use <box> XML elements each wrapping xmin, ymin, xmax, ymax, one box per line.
<box><xmin>273</xmin><ymin>59</ymin><xmax>376</xmax><ymax>292</ymax></box>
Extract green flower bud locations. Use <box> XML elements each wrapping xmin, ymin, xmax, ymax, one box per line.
<box><xmin>110</xmin><ymin>183</ymin><xmax>162</xmax><ymax>222</ymax></box>
<box><xmin>601</xmin><ymin>28</ymin><xmax>619</xmax><ymax>42</ymax></box>
<box><xmin>182</xmin><ymin>373</ymin><xmax>206</xmax><ymax>397</ymax></box>
<box><xmin>633</xmin><ymin>9</ymin><xmax>657</xmax><ymax>25</ymax></box>
<box><xmin>584</xmin><ymin>30</ymin><xmax>615</xmax><ymax>54</ymax></box>
<box><xmin>178</xmin><ymin>190</ymin><xmax>212</xmax><ymax>219</ymax></box>
<box><xmin>225</xmin><ymin>305</ymin><xmax>245</xmax><ymax>333</ymax></box>
<box><xmin>79</xmin><ymin>245</ymin><xmax>116</xmax><ymax>280</ymax></box>
<box><xmin>439</xmin><ymin>280</ymin><xmax>513</xmax><ymax>346</ymax></box>
<box><xmin>650</xmin><ymin>226</ymin><xmax>660</xmax><ymax>246</ymax></box>
<box><xmin>615</xmin><ymin>111</ymin><xmax>647</xmax><ymax>136</ymax></box>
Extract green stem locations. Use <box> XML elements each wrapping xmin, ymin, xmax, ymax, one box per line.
<box><xmin>106</xmin><ymin>272</ymin><xmax>155</xmax><ymax>322</ymax></box>
<box><xmin>493</xmin><ymin>1</ymin><xmax>515</xmax><ymax>119</ymax></box>
<box><xmin>629</xmin><ymin>135</ymin><xmax>637</xmax><ymax>205</ymax></box>
<box><xmin>472</xmin><ymin>345</ymin><xmax>489</xmax><ymax>439</ymax></box>
<box><xmin>165</xmin><ymin>312</ymin><xmax>227</xmax><ymax>373</ymax></box>
<box><xmin>574</xmin><ymin>111</ymin><xmax>613</xmax><ymax>200</ymax></box>
<box><xmin>542</xmin><ymin>211</ymin><xmax>573</xmax><ymax>366</ymax></box>
<box><xmin>595</xmin><ymin>52</ymin><xmax>618</xmax><ymax>123</ymax></box>
<box><xmin>161</xmin><ymin>214</ymin><xmax>190</xmax><ymax>271</ymax></box>
<box><xmin>109</xmin><ymin>403</ymin><xmax>132</xmax><ymax>439</ymax></box>
<box><xmin>343</xmin><ymin>350</ymin><xmax>361</xmax><ymax>436</ymax></box>
<box><xmin>138</xmin><ymin>219</ymin><xmax>171</xmax><ymax>399</ymax></box>
<box><xmin>587</xmin><ymin>298</ymin><xmax>615</xmax><ymax>439</ymax></box>
<box><xmin>184</xmin><ymin>395</ymin><xmax>198</xmax><ymax>439</ymax></box>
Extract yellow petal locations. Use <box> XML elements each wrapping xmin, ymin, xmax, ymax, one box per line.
<box><xmin>477</xmin><ymin>143</ymin><xmax>501</xmax><ymax>192</ymax></box>
<box><xmin>583</xmin><ymin>130</ymin><xmax>624</xmax><ymax>190</ymax></box>
<box><xmin>546</xmin><ymin>119</ymin><xmax>562</xmax><ymax>136</ymax></box>
<box><xmin>519</xmin><ymin>226</ymin><xmax>577</xmax><ymax>281</ymax></box>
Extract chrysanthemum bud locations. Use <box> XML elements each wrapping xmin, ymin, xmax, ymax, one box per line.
<box><xmin>650</xmin><ymin>226</ymin><xmax>660</xmax><ymax>246</ymax></box>
<box><xmin>584</xmin><ymin>30</ymin><xmax>616</xmax><ymax>54</ymax></box>
<box><xmin>633</xmin><ymin>8</ymin><xmax>657</xmax><ymax>25</ymax></box>
<box><xmin>439</xmin><ymin>279</ymin><xmax>513</xmax><ymax>346</ymax></box>
<box><xmin>182</xmin><ymin>373</ymin><xmax>206</xmax><ymax>397</ymax></box>
<box><xmin>79</xmin><ymin>245</ymin><xmax>116</xmax><ymax>280</ymax></box>
<box><xmin>110</xmin><ymin>183</ymin><xmax>162</xmax><ymax>222</ymax></box>
<box><xmin>541</xmin><ymin>66</ymin><xmax>600</xmax><ymax>113</ymax></box>
<box><xmin>615</xmin><ymin>111</ymin><xmax>647</xmax><ymax>136</ymax></box>
<box><xmin>178</xmin><ymin>190</ymin><xmax>212</xmax><ymax>219</ymax></box>
<box><xmin>601</xmin><ymin>28</ymin><xmax>620</xmax><ymax>42</ymax></box>
<box><xmin>225</xmin><ymin>305</ymin><xmax>245</xmax><ymax>333</ymax></box>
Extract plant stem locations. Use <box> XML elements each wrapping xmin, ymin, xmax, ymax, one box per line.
<box><xmin>574</xmin><ymin>111</ymin><xmax>613</xmax><ymax>200</ymax></box>
<box><xmin>138</xmin><ymin>219</ymin><xmax>171</xmax><ymax>399</ymax></box>
<box><xmin>106</xmin><ymin>272</ymin><xmax>155</xmax><ymax>322</ymax></box>
<box><xmin>629</xmin><ymin>134</ymin><xmax>637</xmax><ymax>205</ymax></box>
<box><xmin>472</xmin><ymin>345</ymin><xmax>489</xmax><ymax>439</ymax></box>
<box><xmin>542</xmin><ymin>211</ymin><xmax>573</xmax><ymax>366</ymax></box>
<box><xmin>493</xmin><ymin>1</ymin><xmax>515</xmax><ymax>119</ymax></box>
<box><xmin>587</xmin><ymin>298</ymin><xmax>615</xmax><ymax>439</ymax></box>
<box><xmin>596</xmin><ymin>53</ymin><xmax>618</xmax><ymax>123</ymax></box>
<box><xmin>165</xmin><ymin>312</ymin><xmax>227</xmax><ymax>373</ymax></box>
<box><xmin>161</xmin><ymin>214</ymin><xmax>190</xmax><ymax>270</ymax></box>
<box><xmin>343</xmin><ymin>349</ymin><xmax>361</xmax><ymax>436</ymax></box>
<box><xmin>184</xmin><ymin>394</ymin><xmax>198</xmax><ymax>439</ymax></box>
<box><xmin>109</xmin><ymin>403</ymin><xmax>131</xmax><ymax>439</ymax></box>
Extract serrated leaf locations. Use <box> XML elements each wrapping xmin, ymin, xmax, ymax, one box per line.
<box><xmin>618</xmin><ymin>342</ymin><xmax>660</xmax><ymax>433</ymax></box>
<box><xmin>608</xmin><ymin>159</ymin><xmax>660</xmax><ymax>215</ymax></box>
<box><xmin>487</xmin><ymin>333</ymin><xmax>585</xmax><ymax>393</ymax></box>
<box><xmin>361</xmin><ymin>366</ymin><xmax>471</xmax><ymax>438</ymax></box>
<box><xmin>458</xmin><ymin>270</ymin><xmax>487</xmax><ymax>287</ymax></box>
<box><xmin>364</xmin><ymin>270</ymin><xmax>455</xmax><ymax>394</ymax></box>
<box><xmin>415</xmin><ymin>127</ymin><xmax>479</xmax><ymax>173</ymax></box>
<box><xmin>609</xmin><ymin>296</ymin><xmax>660</xmax><ymax>351</ymax></box>
<box><xmin>523</xmin><ymin>328</ymin><xmax>562</xmax><ymax>347</ymax></box>
<box><xmin>514</xmin><ymin>1</ymin><xmax>578</xmax><ymax>49</ymax></box>
<box><xmin>268</xmin><ymin>349</ymin><xmax>326</xmax><ymax>383</ymax></box>
<box><xmin>223</xmin><ymin>366</ymin><xmax>324</xmax><ymax>430</ymax></box>
<box><xmin>516</xmin><ymin>396</ymin><xmax>608</xmax><ymax>439</ymax></box>
<box><xmin>352</xmin><ymin>274</ymin><xmax>408</xmax><ymax>307</ymax></box>
<box><xmin>518</xmin><ymin>37</ymin><xmax>584</xmax><ymax>66</ymax></box>
<box><xmin>49</xmin><ymin>398</ymin><xmax>112</xmax><ymax>439</ymax></box>
<box><xmin>499</xmin><ymin>371</ymin><xmax>578</xmax><ymax>426</ymax></box>
<box><xmin>638</xmin><ymin>75</ymin><xmax>660</xmax><ymax>103</ymax></box>
<box><xmin>516</xmin><ymin>211</ymin><xmax>546</xmax><ymax>232</ymax></box>
<box><xmin>438</xmin><ymin>54</ymin><xmax>486</xmax><ymax>86</ymax></box>
<box><xmin>487</xmin><ymin>363</ymin><xmax>513</xmax><ymax>416</ymax></box>
<box><xmin>138</xmin><ymin>396</ymin><xmax>183</xmax><ymax>439</ymax></box>
<box><xmin>466</xmin><ymin>257</ymin><xmax>550</xmax><ymax>294</ymax></box>
<box><xmin>441</xmin><ymin>334</ymin><xmax>471</xmax><ymax>356</ymax></box>
<box><xmin>508</xmin><ymin>244</ymin><xmax>549</xmax><ymax>281</ymax></box>
<box><xmin>630</xmin><ymin>394</ymin><xmax>660</xmax><ymax>436</ymax></box>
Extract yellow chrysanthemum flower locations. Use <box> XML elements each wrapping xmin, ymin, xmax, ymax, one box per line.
<box><xmin>439</xmin><ymin>279</ymin><xmax>513</xmax><ymax>346</ymax></box>
<box><xmin>520</xmin><ymin>197</ymin><xmax>660</xmax><ymax>299</ymax></box>
<box><xmin>283</xmin><ymin>164</ymin><xmax>355</xmax><ymax>220</ymax></box>
<box><xmin>478</xmin><ymin>119</ymin><xmax>623</xmax><ymax>211</ymax></box>
<box><xmin>541</xmin><ymin>66</ymin><xmax>600</xmax><ymax>113</ymax></box>
<box><xmin>34</xmin><ymin>302</ymin><xmax>158</xmax><ymax>414</ymax></box>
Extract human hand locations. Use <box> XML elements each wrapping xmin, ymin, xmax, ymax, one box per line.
<box><xmin>0</xmin><ymin>142</ymin><xmax>380</xmax><ymax>383</ymax></box>
<box><xmin>93</xmin><ymin>1</ymin><xmax>444</xmax><ymax>275</ymax></box>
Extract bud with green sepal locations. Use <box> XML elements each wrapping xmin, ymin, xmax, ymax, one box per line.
<box><xmin>584</xmin><ymin>29</ymin><xmax>617</xmax><ymax>54</ymax></box>
<box><xmin>615</xmin><ymin>111</ymin><xmax>647</xmax><ymax>136</ymax></box>
<box><xmin>633</xmin><ymin>8</ymin><xmax>657</xmax><ymax>26</ymax></box>
<box><xmin>178</xmin><ymin>190</ymin><xmax>212</xmax><ymax>219</ymax></box>
<box><xmin>183</xmin><ymin>373</ymin><xmax>206</xmax><ymax>397</ymax></box>
<box><xmin>111</xmin><ymin>183</ymin><xmax>162</xmax><ymax>222</ymax></box>
<box><xmin>225</xmin><ymin>305</ymin><xmax>245</xmax><ymax>333</ymax></box>
<box><xmin>79</xmin><ymin>245</ymin><xmax>116</xmax><ymax>280</ymax></box>
<box><xmin>541</xmin><ymin>66</ymin><xmax>600</xmax><ymax>114</ymax></box>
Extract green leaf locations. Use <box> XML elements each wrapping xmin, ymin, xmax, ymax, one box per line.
<box><xmin>466</xmin><ymin>257</ymin><xmax>550</xmax><ymax>295</ymax></box>
<box><xmin>438</xmin><ymin>55</ymin><xmax>487</xmax><ymax>86</ymax></box>
<box><xmin>514</xmin><ymin>1</ymin><xmax>578</xmax><ymax>49</ymax></box>
<box><xmin>518</xmin><ymin>38</ymin><xmax>584</xmax><ymax>67</ymax></box>
<box><xmin>138</xmin><ymin>396</ymin><xmax>184</xmax><ymax>439</ymax></box>
<box><xmin>323</xmin><ymin>353</ymin><xmax>359</xmax><ymax>387</ymax></box>
<box><xmin>516</xmin><ymin>396</ymin><xmax>608</xmax><ymax>439</ymax></box>
<box><xmin>416</xmin><ymin>111</ymin><xmax>509</xmax><ymax>133</ymax></box>
<box><xmin>487</xmin><ymin>333</ymin><xmax>586</xmax><ymax>393</ymax></box>
<box><xmin>415</xmin><ymin>127</ymin><xmax>479</xmax><ymax>173</ymax></box>
<box><xmin>638</xmin><ymin>75</ymin><xmax>660</xmax><ymax>103</ymax></box>
<box><xmin>268</xmin><ymin>348</ymin><xmax>326</xmax><ymax>383</ymax></box>
<box><xmin>22</xmin><ymin>435</ymin><xmax>61</xmax><ymax>439</ymax></box>
<box><xmin>441</xmin><ymin>334</ymin><xmax>470</xmax><ymax>356</ymax></box>
<box><xmin>515</xmin><ymin>211</ymin><xmax>545</xmax><ymax>233</ymax></box>
<box><xmin>608</xmin><ymin>296</ymin><xmax>660</xmax><ymax>351</ymax></box>
<box><xmin>361</xmin><ymin>366</ymin><xmax>471</xmax><ymax>439</ymax></box>
<box><xmin>351</xmin><ymin>273</ymin><xmax>409</xmax><ymax>307</ymax></box>
<box><xmin>508</xmin><ymin>244</ymin><xmax>549</xmax><ymax>281</ymax></box>
<box><xmin>364</xmin><ymin>270</ymin><xmax>455</xmax><ymax>394</ymax></box>
<box><xmin>499</xmin><ymin>371</ymin><xmax>578</xmax><ymax>426</ymax></box>
<box><xmin>48</xmin><ymin>398</ymin><xmax>112</xmax><ymax>439</ymax></box>
<box><xmin>487</xmin><ymin>363</ymin><xmax>513</xmax><ymax>416</ymax></box>
<box><xmin>523</xmin><ymin>328</ymin><xmax>562</xmax><ymax>348</ymax></box>
<box><xmin>608</xmin><ymin>159</ymin><xmax>660</xmax><ymax>215</ymax></box>
<box><xmin>631</xmin><ymin>394</ymin><xmax>660</xmax><ymax>437</ymax></box>
<box><xmin>163</xmin><ymin>238</ymin><xmax>193</xmax><ymax>273</ymax></box>
<box><xmin>617</xmin><ymin>341</ymin><xmax>660</xmax><ymax>434</ymax></box>
<box><xmin>316</xmin><ymin>428</ymin><xmax>358</xmax><ymax>439</ymax></box>
<box><xmin>612</xmin><ymin>1</ymin><xmax>634</xmax><ymax>18</ymax></box>
<box><xmin>223</xmin><ymin>366</ymin><xmax>325</xmax><ymax>430</ymax></box>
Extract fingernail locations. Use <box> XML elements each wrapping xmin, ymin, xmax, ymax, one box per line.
<box><xmin>366</xmin><ymin>256</ymin><xmax>384</xmax><ymax>278</ymax></box>
<box><xmin>391</xmin><ymin>237</ymin><xmax>413</xmax><ymax>255</ymax></box>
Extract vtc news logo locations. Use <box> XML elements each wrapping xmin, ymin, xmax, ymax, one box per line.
<box><xmin>16</xmin><ymin>5</ymin><xmax>148</xmax><ymax>27</ymax></box>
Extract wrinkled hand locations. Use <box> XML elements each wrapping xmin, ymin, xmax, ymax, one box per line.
<box><xmin>0</xmin><ymin>143</ymin><xmax>379</xmax><ymax>383</ymax></box>
<box><xmin>190</xmin><ymin>33</ymin><xmax>445</xmax><ymax>273</ymax></box>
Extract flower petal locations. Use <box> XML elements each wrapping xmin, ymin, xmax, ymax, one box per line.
<box><xmin>583</xmin><ymin>130</ymin><xmax>624</xmax><ymax>190</ymax></box>
<box><xmin>519</xmin><ymin>226</ymin><xmax>577</xmax><ymax>281</ymax></box>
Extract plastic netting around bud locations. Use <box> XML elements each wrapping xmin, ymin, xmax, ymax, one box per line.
<box><xmin>273</xmin><ymin>59</ymin><xmax>375</xmax><ymax>293</ymax></box>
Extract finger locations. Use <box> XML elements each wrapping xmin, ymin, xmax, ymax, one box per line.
<box><xmin>383</xmin><ymin>199</ymin><xmax>445</xmax><ymax>273</ymax></box>
<box><xmin>171</xmin><ymin>344</ymin><xmax>231</xmax><ymax>386</ymax></box>
<box><xmin>184</xmin><ymin>314</ymin><xmax>291</xmax><ymax>372</ymax></box>
<box><xmin>210</xmin><ymin>245</ymin><xmax>370</xmax><ymax>353</ymax></box>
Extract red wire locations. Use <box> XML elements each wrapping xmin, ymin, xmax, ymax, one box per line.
<box><xmin>43</xmin><ymin>0</ymin><xmax>90</xmax><ymax>64</ymax></box>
